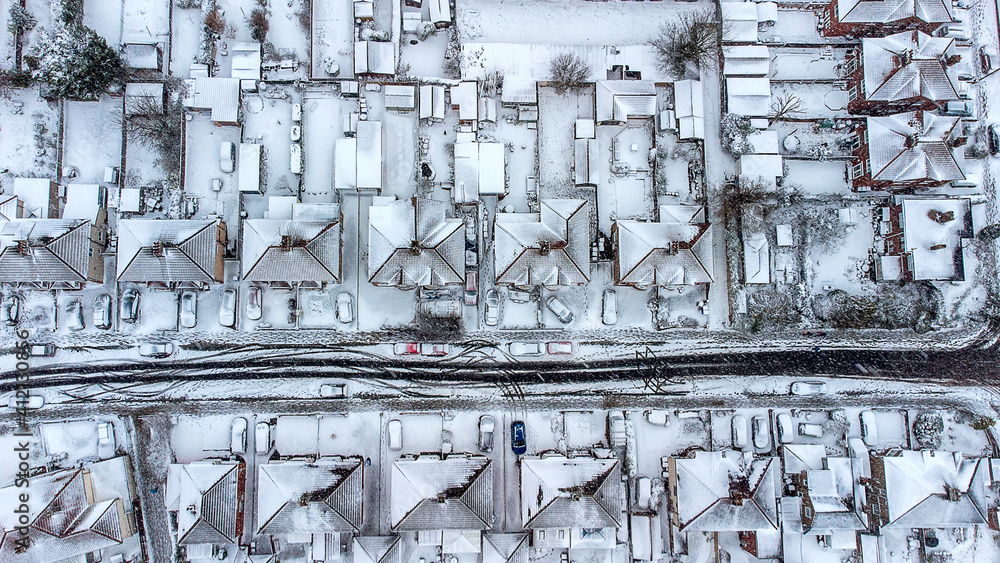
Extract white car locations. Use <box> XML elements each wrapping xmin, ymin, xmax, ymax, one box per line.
<box><xmin>387</xmin><ymin>419</ymin><xmax>403</xmax><ymax>451</ymax></box>
<box><xmin>93</xmin><ymin>294</ymin><xmax>112</xmax><ymax>329</ymax></box>
<box><xmin>479</xmin><ymin>415</ymin><xmax>495</xmax><ymax>452</ymax></box>
<box><xmin>255</xmin><ymin>421</ymin><xmax>272</xmax><ymax>454</ymax></box>
<box><xmin>220</xmin><ymin>141</ymin><xmax>235</xmax><ymax>173</ymax></box>
<box><xmin>546</xmin><ymin>341</ymin><xmax>572</xmax><ymax>355</ymax></box>
<box><xmin>731</xmin><ymin>415</ymin><xmax>748</xmax><ymax>449</ymax></box>
<box><xmin>231</xmin><ymin>417</ymin><xmax>248</xmax><ymax>455</ymax></box>
<box><xmin>484</xmin><ymin>289</ymin><xmax>501</xmax><ymax>326</ymax></box>
<box><xmin>751</xmin><ymin>416</ymin><xmax>770</xmax><ymax>450</ymax></box>
<box><xmin>545</xmin><ymin>295</ymin><xmax>573</xmax><ymax>323</ymax></box>
<box><xmin>179</xmin><ymin>291</ymin><xmax>197</xmax><ymax>328</ymax></box>
<box><xmin>246</xmin><ymin>285</ymin><xmax>263</xmax><ymax>321</ymax></box>
<box><xmin>65</xmin><ymin>299</ymin><xmax>85</xmax><ymax>331</ymax></box>
<box><xmin>509</xmin><ymin>342</ymin><xmax>543</xmax><ymax>356</ymax></box>
<box><xmin>8</xmin><ymin>393</ymin><xmax>44</xmax><ymax>410</ymax></box>
<box><xmin>860</xmin><ymin>411</ymin><xmax>878</xmax><ymax>446</ymax></box>
<box><xmin>798</xmin><ymin>423</ymin><xmax>824</xmax><ymax>438</ymax></box>
<box><xmin>98</xmin><ymin>422</ymin><xmax>115</xmax><ymax>447</ymax></box>
<box><xmin>219</xmin><ymin>289</ymin><xmax>237</xmax><ymax>328</ymax></box>
<box><xmin>139</xmin><ymin>342</ymin><xmax>174</xmax><ymax>358</ymax></box>
<box><xmin>790</xmin><ymin>381</ymin><xmax>827</xmax><ymax>395</ymax></box>
<box><xmin>776</xmin><ymin>413</ymin><xmax>794</xmax><ymax>444</ymax></box>
<box><xmin>336</xmin><ymin>292</ymin><xmax>354</xmax><ymax>324</ymax></box>
<box><xmin>602</xmin><ymin>290</ymin><xmax>618</xmax><ymax>325</ymax></box>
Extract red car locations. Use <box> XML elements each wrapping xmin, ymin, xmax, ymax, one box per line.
<box><xmin>546</xmin><ymin>341</ymin><xmax>573</xmax><ymax>355</ymax></box>
<box><xmin>420</xmin><ymin>343</ymin><xmax>451</xmax><ymax>357</ymax></box>
<box><xmin>464</xmin><ymin>272</ymin><xmax>478</xmax><ymax>306</ymax></box>
<box><xmin>394</xmin><ymin>342</ymin><xmax>420</xmax><ymax>355</ymax></box>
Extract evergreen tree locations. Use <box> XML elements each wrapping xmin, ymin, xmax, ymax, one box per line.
<box><xmin>32</xmin><ymin>24</ymin><xmax>123</xmax><ymax>100</ymax></box>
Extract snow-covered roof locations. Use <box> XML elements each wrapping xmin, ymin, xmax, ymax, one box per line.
<box><xmin>62</xmin><ymin>184</ymin><xmax>105</xmax><ymax>223</ymax></box>
<box><xmin>520</xmin><ymin>456</ymin><xmax>622</xmax><ymax>529</ymax></box>
<box><xmin>743</xmin><ymin>233</ymin><xmax>771</xmax><ymax>284</ymax></box>
<box><xmin>739</xmin><ymin>154</ymin><xmax>784</xmax><ymax>185</ymax></box>
<box><xmin>483</xmin><ymin>533</ymin><xmax>529</xmax><ymax>563</ymax></box>
<box><xmin>0</xmin><ymin>219</ymin><xmax>94</xmax><ymax>283</ymax></box>
<box><xmin>119</xmin><ymin>188</ymin><xmax>141</xmax><ymax>213</ymax></box>
<box><xmin>452</xmin><ymin>82</ymin><xmax>479</xmax><ymax>121</ymax></box>
<box><xmin>722</xmin><ymin>2</ymin><xmax>759</xmax><ymax>43</ymax></box>
<box><xmin>256</xmin><ymin>458</ymin><xmax>363</xmax><ymax>535</ymax></box>
<box><xmin>836</xmin><ymin>0</ymin><xmax>953</xmax><ymax>26</ymax></box>
<box><xmin>354</xmin><ymin>0</ymin><xmax>374</xmax><ymax>19</ymax></box>
<box><xmin>674</xmin><ymin>80</ymin><xmax>705</xmax><ymax>140</ymax></box>
<box><xmin>420</xmin><ymin>85</ymin><xmax>446</xmax><ymax>120</ymax></box>
<box><xmin>428</xmin><ymin>0</ymin><xmax>451</xmax><ymax>24</ymax></box>
<box><xmin>336</xmin><ymin>138</ymin><xmax>358</xmax><ymax>190</ymax></box>
<box><xmin>357</xmin><ymin>121</ymin><xmax>384</xmax><ymax>191</ymax></box>
<box><xmin>861</xmin><ymin>31</ymin><xmax>958</xmax><ymax>103</ymax></box>
<box><xmin>747</xmin><ymin>131</ymin><xmax>780</xmax><ymax>154</ymax></box>
<box><xmin>494</xmin><ymin>199</ymin><xmax>591</xmax><ymax>287</ymax></box>
<box><xmin>124</xmin><ymin>42</ymin><xmax>160</xmax><ymax>69</ymax></box>
<box><xmin>385</xmin><ymin>85</ymin><xmax>416</xmax><ymax>110</ymax></box>
<box><xmin>723</xmin><ymin>46</ymin><xmax>770</xmax><ymax>77</ymax></box>
<box><xmin>455</xmin><ymin>142</ymin><xmax>507</xmax><ymax>203</ymax></box>
<box><xmin>239</xmin><ymin>143</ymin><xmax>262</xmax><ymax>193</ymax></box>
<box><xmin>355</xmin><ymin>537</ymin><xmax>401</xmax><ymax>563</ymax></box>
<box><xmin>12</xmin><ymin>177</ymin><xmax>58</xmax><ymax>218</ymax></box>
<box><xmin>596</xmin><ymin>80</ymin><xmax>657</xmax><ymax>123</ymax></box>
<box><xmin>776</xmin><ymin>224</ymin><xmax>794</xmax><ymax>247</ymax></box>
<box><xmin>672</xmin><ymin>450</ymin><xmax>779</xmax><ymax>532</ymax></box>
<box><xmin>116</xmin><ymin>219</ymin><xmax>223</xmax><ymax>283</ymax></box>
<box><xmin>355</xmin><ymin>41</ymin><xmax>396</xmax><ymax>75</ymax></box>
<box><xmin>502</xmin><ymin>77</ymin><xmax>537</xmax><ymax>105</ymax></box>
<box><xmin>243</xmin><ymin>218</ymin><xmax>342</xmax><ymax>284</ymax></box>
<box><xmin>576</xmin><ymin>119</ymin><xmax>596</xmax><ymax>139</ymax></box>
<box><xmin>184</xmin><ymin>77</ymin><xmax>241</xmax><ymax>123</ymax></box>
<box><xmin>614</xmin><ymin>205</ymin><xmax>714</xmax><ymax>287</ymax></box>
<box><xmin>574</xmin><ymin>139</ymin><xmax>600</xmax><ymax>185</ymax></box>
<box><xmin>390</xmin><ymin>455</ymin><xmax>492</xmax><ymax>531</ymax></box>
<box><xmin>804</xmin><ymin>461</ymin><xmax>867</xmax><ymax>532</ymax></box>
<box><xmin>865</xmin><ymin>111</ymin><xmax>963</xmax><ymax>185</ymax></box>
<box><xmin>368</xmin><ymin>197</ymin><xmax>465</xmax><ymax>287</ymax></box>
<box><xmin>900</xmin><ymin>197</ymin><xmax>971</xmax><ymax>280</ymax></box>
<box><xmin>726</xmin><ymin>78</ymin><xmax>771</xmax><ymax>117</ymax></box>
<box><xmin>0</xmin><ymin>195</ymin><xmax>22</xmax><ymax>221</ymax></box>
<box><xmin>166</xmin><ymin>461</ymin><xmax>241</xmax><ymax>545</ymax></box>
<box><xmin>231</xmin><ymin>42</ymin><xmax>262</xmax><ymax>80</ymax></box>
<box><xmin>0</xmin><ymin>458</ymin><xmax>134</xmax><ymax>563</ymax></box>
<box><xmin>876</xmin><ymin>450</ymin><xmax>986</xmax><ymax>527</ymax></box>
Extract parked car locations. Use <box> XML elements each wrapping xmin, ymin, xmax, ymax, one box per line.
<box><xmin>776</xmin><ymin>413</ymin><xmax>794</xmax><ymax>444</ymax></box>
<box><xmin>255</xmin><ymin>421</ymin><xmax>272</xmax><ymax>454</ymax></box>
<box><xmin>860</xmin><ymin>410</ymin><xmax>878</xmax><ymax>446</ymax></box>
<box><xmin>980</xmin><ymin>45</ymin><xmax>998</xmax><ymax>73</ymax></box>
<box><xmin>336</xmin><ymin>292</ymin><xmax>354</xmax><ymax>324</ymax></box>
<box><xmin>420</xmin><ymin>343</ymin><xmax>450</xmax><ymax>356</ymax></box>
<box><xmin>937</xmin><ymin>24</ymin><xmax>970</xmax><ymax>42</ymax></box>
<box><xmin>8</xmin><ymin>393</ymin><xmax>44</xmax><ymax>410</ymax></box>
<box><xmin>479</xmin><ymin>415</ymin><xmax>495</xmax><ymax>452</ymax></box>
<box><xmin>731</xmin><ymin>415</ymin><xmax>748</xmax><ymax>449</ymax></box>
<box><xmin>546</xmin><ymin>341</ymin><xmax>573</xmax><ymax>355</ymax></box>
<box><xmin>231</xmin><ymin>417</ymin><xmax>248</xmax><ymax>455</ymax></box>
<box><xmin>941</xmin><ymin>100</ymin><xmax>974</xmax><ymax>117</ymax></box>
<box><xmin>98</xmin><ymin>422</ymin><xmax>115</xmax><ymax>447</ymax></box>
<box><xmin>798</xmin><ymin>423</ymin><xmax>824</xmax><ymax>438</ymax></box>
<box><xmin>635</xmin><ymin>477</ymin><xmax>652</xmax><ymax>510</ymax></box>
<box><xmin>509</xmin><ymin>342</ymin><xmax>543</xmax><ymax>356</ymax></box>
<box><xmin>180</xmin><ymin>291</ymin><xmax>198</xmax><ymax>328</ymax></box>
<box><xmin>29</xmin><ymin>343</ymin><xmax>56</xmax><ymax>357</ymax></box>
<box><xmin>387</xmin><ymin>419</ymin><xmax>403</xmax><ymax>451</ymax></box>
<box><xmin>602</xmin><ymin>290</ymin><xmax>618</xmax><ymax>325</ymax></box>
<box><xmin>508</xmin><ymin>290</ymin><xmax>532</xmax><ymax>303</ymax></box>
<box><xmin>2</xmin><ymin>295</ymin><xmax>20</xmax><ymax>326</ymax></box>
<box><xmin>219</xmin><ymin>289</ymin><xmax>237</xmax><ymax>328</ymax></box>
<box><xmin>120</xmin><ymin>289</ymin><xmax>140</xmax><ymax>324</ymax></box>
<box><xmin>484</xmin><ymin>289</ymin><xmax>501</xmax><ymax>326</ymax></box>
<box><xmin>93</xmin><ymin>294</ymin><xmax>112</xmax><ymax>329</ymax></box>
<box><xmin>220</xmin><ymin>141</ymin><xmax>235</xmax><ymax>173</ymax></box>
<box><xmin>545</xmin><ymin>296</ymin><xmax>573</xmax><ymax>323</ymax></box>
<box><xmin>394</xmin><ymin>342</ymin><xmax>420</xmax><ymax>355</ymax></box>
<box><xmin>988</xmin><ymin>124</ymin><xmax>1000</xmax><ymax>156</ymax></box>
<box><xmin>65</xmin><ymin>299</ymin><xmax>85</xmax><ymax>331</ymax></box>
<box><xmin>246</xmin><ymin>285</ymin><xmax>263</xmax><ymax>321</ymax></box>
<box><xmin>139</xmin><ymin>342</ymin><xmax>173</xmax><ymax>358</ymax></box>
<box><xmin>464</xmin><ymin>272</ymin><xmax>477</xmax><ymax>306</ymax></box>
<box><xmin>790</xmin><ymin>381</ymin><xmax>827</xmax><ymax>395</ymax></box>
<box><xmin>608</xmin><ymin>411</ymin><xmax>626</xmax><ymax>447</ymax></box>
<box><xmin>320</xmin><ymin>384</ymin><xmax>347</xmax><ymax>398</ymax></box>
<box><xmin>511</xmin><ymin>420</ymin><xmax>527</xmax><ymax>455</ymax></box>
<box><xmin>751</xmin><ymin>416</ymin><xmax>770</xmax><ymax>450</ymax></box>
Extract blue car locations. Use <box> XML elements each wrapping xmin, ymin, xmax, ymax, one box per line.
<box><xmin>511</xmin><ymin>421</ymin><xmax>527</xmax><ymax>455</ymax></box>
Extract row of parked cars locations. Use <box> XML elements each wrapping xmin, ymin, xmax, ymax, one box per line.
<box><xmin>231</xmin><ymin>417</ymin><xmax>272</xmax><ymax>456</ymax></box>
<box><xmin>384</xmin><ymin>416</ymin><xmax>527</xmax><ymax>456</ymax></box>
<box><xmin>731</xmin><ymin>409</ymin><xmax>879</xmax><ymax>450</ymax></box>
<box><xmin>481</xmin><ymin>290</ymin><xmax>618</xmax><ymax>327</ymax></box>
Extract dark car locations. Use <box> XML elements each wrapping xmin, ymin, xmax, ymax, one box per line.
<box><xmin>511</xmin><ymin>421</ymin><xmax>527</xmax><ymax>455</ymax></box>
<box><xmin>120</xmin><ymin>289</ymin><xmax>140</xmax><ymax>323</ymax></box>
<box><xmin>988</xmin><ymin>124</ymin><xmax>999</xmax><ymax>156</ymax></box>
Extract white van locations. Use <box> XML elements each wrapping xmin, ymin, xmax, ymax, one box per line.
<box><xmin>860</xmin><ymin>411</ymin><xmax>878</xmax><ymax>446</ymax></box>
<box><xmin>231</xmin><ymin>417</ymin><xmax>247</xmax><ymax>455</ymax></box>
<box><xmin>255</xmin><ymin>421</ymin><xmax>271</xmax><ymax>454</ymax></box>
<box><xmin>798</xmin><ymin>423</ymin><xmax>824</xmax><ymax>438</ymax></box>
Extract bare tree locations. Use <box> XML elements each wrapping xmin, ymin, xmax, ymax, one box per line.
<box><xmin>549</xmin><ymin>53</ymin><xmax>590</xmax><ymax>94</ymax></box>
<box><xmin>205</xmin><ymin>8</ymin><xmax>226</xmax><ymax>35</ymax></box>
<box><xmin>651</xmin><ymin>9</ymin><xmax>722</xmax><ymax>78</ymax></box>
<box><xmin>118</xmin><ymin>94</ymin><xmax>184</xmax><ymax>174</ymax></box>
<box><xmin>717</xmin><ymin>176</ymin><xmax>774</xmax><ymax>230</ymax></box>
<box><xmin>770</xmin><ymin>93</ymin><xmax>805</xmax><ymax>120</ymax></box>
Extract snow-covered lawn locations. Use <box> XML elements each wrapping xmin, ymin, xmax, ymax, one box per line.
<box><xmin>63</xmin><ymin>96</ymin><xmax>124</xmax><ymax>185</ymax></box>
<box><xmin>243</xmin><ymin>87</ymin><xmax>301</xmax><ymax>197</ymax></box>
<box><xmin>84</xmin><ymin>0</ymin><xmax>123</xmax><ymax>47</ymax></box>
<box><xmin>182</xmin><ymin>113</ymin><xmax>241</xmax><ymax>228</ymax></box>
<box><xmin>171</xmin><ymin>414</ymin><xmax>239</xmax><ymax>462</ymax></box>
<box><xmin>169</xmin><ymin>2</ymin><xmax>202</xmax><ymax>76</ymax></box>
<box><xmin>311</xmin><ymin>0</ymin><xmax>355</xmax><ymax>79</ymax></box>
<box><xmin>0</xmin><ymin>90</ymin><xmax>59</xmax><ymax>180</ymax></box>
<box><xmin>400</xmin><ymin>31</ymin><xmax>449</xmax><ymax>79</ymax></box>
<box><xmin>771</xmin><ymin>82</ymin><xmax>850</xmax><ymax>118</ymax></box>
<box><xmin>301</xmin><ymin>93</ymin><xmax>355</xmax><ymax>202</ymax></box>
<box><xmin>537</xmin><ymin>85</ymin><xmax>591</xmax><ymax>197</ymax></box>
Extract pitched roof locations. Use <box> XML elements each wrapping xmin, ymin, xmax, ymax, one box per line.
<box><xmin>495</xmin><ymin>200</ymin><xmax>591</xmax><ymax>287</ymax></box>
<box><xmin>520</xmin><ymin>457</ymin><xmax>622</xmax><ymax>529</ymax></box>
<box><xmin>879</xmin><ymin>450</ymin><xmax>986</xmax><ymax>527</ymax></box>
<box><xmin>862</xmin><ymin>31</ymin><xmax>958</xmax><ymax>102</ymax></box>
<box><xmin>256</xmin><ymin>458</ymin><xmax>363</xmax><ymax>535</ymax></box>
<box><xmin>837</xmin><ymin>0</ymin><xmax>952</xmax><ymax>25</ymax></box>
<box><xmin>243</xmin><ymin>219</ymin><xmax>342</xmax><ymax>283</ymax></box>
<box><xmin>167</xmin><ymin>462</ymin><xmax>241</xmax><ymax>545</ymax></box>
<box><xmin>354</xmin><ymin>536</ymin><xmax>402</xmax><ymax>563</ymax></box>
<box><xmin>369</xmin><ymin>198</ymin><xmax>464</xmax><ymax>287</ymax></box>
<box><xmin>866</xmin><ymin>111</ymin><xmax>964</xmax><ymax>184</ymax></box>
<box><xmin>0</xmin><ymin>219</ymin><xmax>93</xmax><ymax>283</ymax></box>
<box><xmin>117</xmin><ymin>219</ymin><xmax>221</xmax><ymax>283</ymax></box>
<box><xmin>390</xmin><ymin>455</ymin><xmax>493</xmax><ymax>531</ymax></box>
<box><xmin>615</xmin><ymin>205</ymin><xmax>713</xmax><ymax>287</ymax></box>
<box><xmin>596</xmin><ymin>81</ymin><xmax>657</xmax><ymax>122</ymax></box>
<box><xmin>483</xmin><ymin>533</ymin><xmax>529</xmax><ymax>563</ymax></box>
<box><xmin>673</xmin><ymin>450</ymin><xmax>779</xmax><ymax>532</ymax></box>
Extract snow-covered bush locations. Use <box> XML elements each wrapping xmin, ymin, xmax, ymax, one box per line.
<box><xmin>248</xmin><ymin>8</ymin><xmax>269</xmax><ymax>42</ymax></box>
<box><xmin>721</xmin><ymin>113</ymin><xmax>755</xmax><ymax>156</ymax></box>
<box><xmin>623</xmin><ymin>418</ymin><xmax>637</xmax><ymax>479</ymax></box>
<box><xmin>913</xmin><ymin>412</ymin><xmax>944</xmax><ymax>448</ymax></box>
<box><xmin>51</xmin><ymin>0</ymin><xmax>83</xmax><ymax>26</ymax></box>
<box><xmin>32</xmin><ymin>24</ymin><xmax>123</xmax><ymax>99</ymax></box>
<box><xmin>416</xmin><ymin>21</ymin><xmax>436</xmax><ymax>41</ymax></box>
<box><xmin>8</xmin><ymin>5</ymin><xmax>37</xmax><ymax>36</ymax></box>
<box><xmin>360</xmin><ymin>28</ymin><xmax>390</xmax><ymax>42</ymax></box>
<box><xmin>176</xmin><ymin>0</ymin><xmax>201</xmax><ymax>8</ymax></box>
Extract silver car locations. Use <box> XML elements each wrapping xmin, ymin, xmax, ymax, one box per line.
<box><xmin>484</xmin><ymin>290</ymin><xmax>500</xmax><ymax>326</ymax></box>
<box><xmin>219</xmin><ymin>289</ymin><xmax>237</xmax><ymax>328</ymax></box>
<box><xmin>180</xmin><ymin>291</ymin><xmax>198</xmax><ymax>328</ymax></box>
